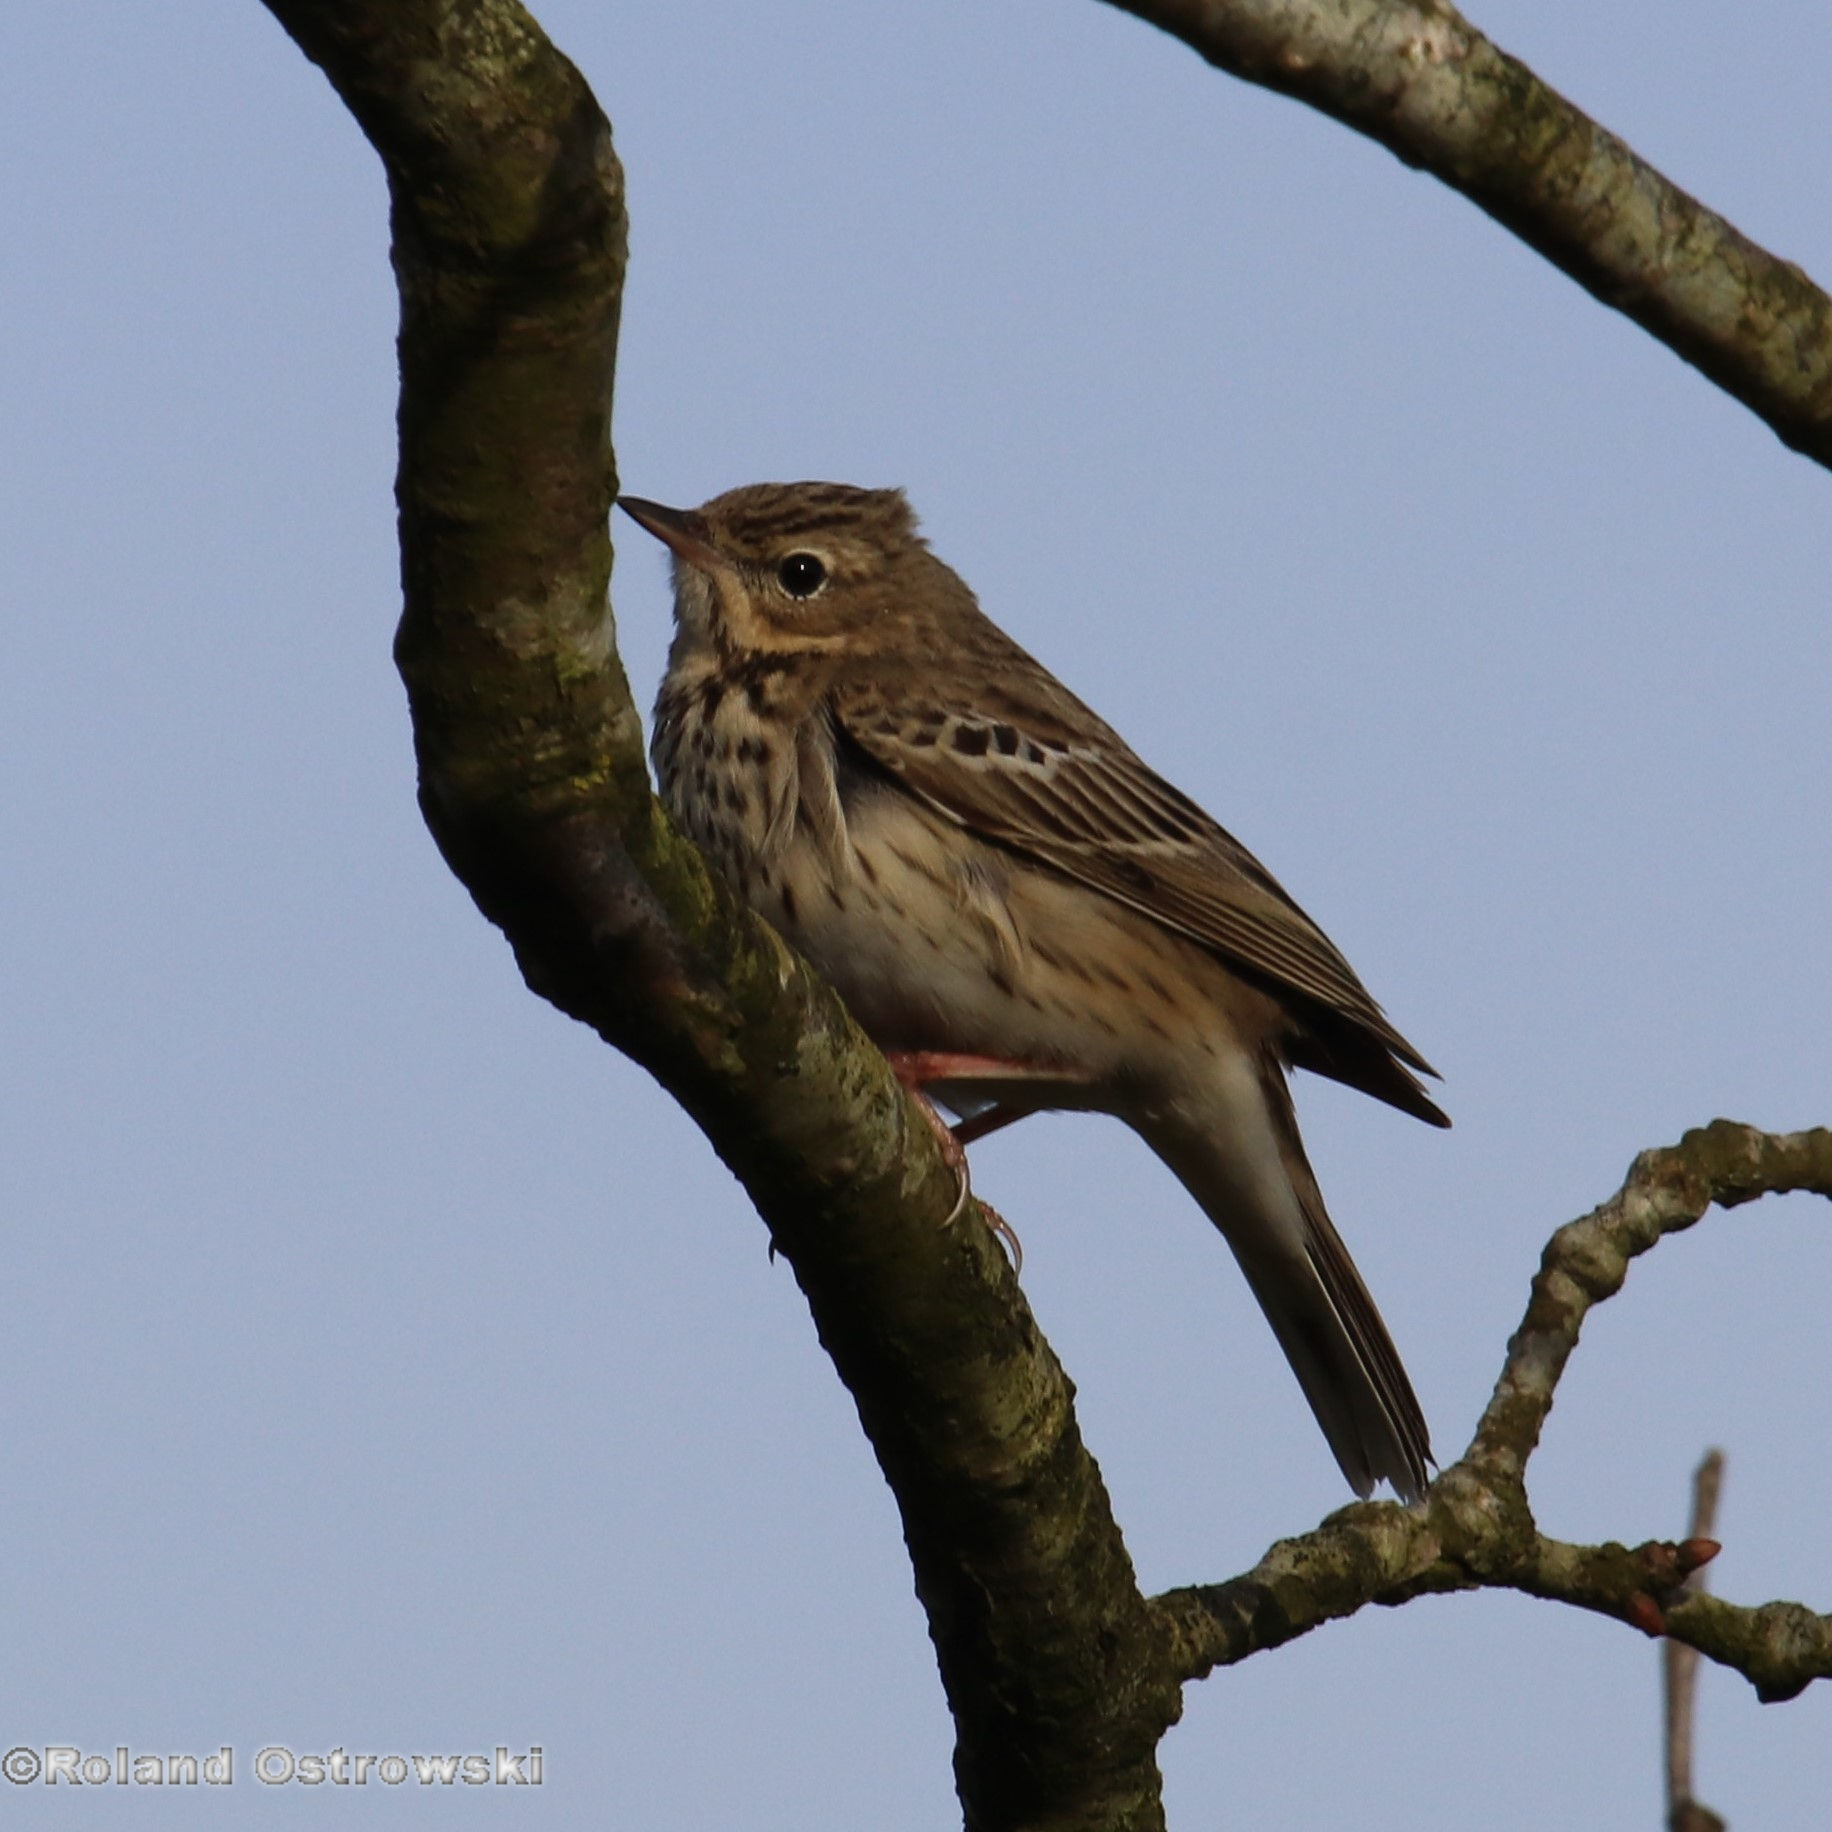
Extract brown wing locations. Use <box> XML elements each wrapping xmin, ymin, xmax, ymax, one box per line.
<box><xmin>830</xmin><ymin>649</ymin><xmax>1448</xmax><ymax>1126</ymax></box>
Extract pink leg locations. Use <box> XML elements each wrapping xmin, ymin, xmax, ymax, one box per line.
<box><xmin>881</xmin><ymin>1048</ymin><xmax>1041</xmax><ymax>1085</ymax></box>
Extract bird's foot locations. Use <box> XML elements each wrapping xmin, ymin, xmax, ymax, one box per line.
<box><xmin>884</xmin><ymin>1052</ymin><xmax>1024</xmax><ymax>1272</ymax></box>
<box><xmin>972</xmin><ymin>1197</ymin><xmax>1023</xmax><ymax>1274</ymax></box>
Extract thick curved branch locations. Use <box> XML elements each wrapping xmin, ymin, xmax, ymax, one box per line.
<box><xmin>1154</xmin><ymin>1122</ymin><xmax>1832</xmax><ymax>1703</ymax></box>
<box><xmin>257</xmin><ymin>4</ymin><xmax>1176</xmax><ymax>1826</ymax></box>
<box><xmin>252</xmin><ymin>4</ymin><xmax>1826</xmax><ymax>1820</ymax></box>
<box><xmin>1104</xmin><ymin>0</ymin><xmax>1832</xmax><ymax>469</ymax></box>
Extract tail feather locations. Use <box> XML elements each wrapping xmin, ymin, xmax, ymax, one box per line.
<box><xmin>1240</xmin><ymin>1195</ymin><xmax>1432</xmax><ymax>1502</ymax></box>
<box><xmin>1141</xmin><ymin>1056</ymin><xmax>1432</xmax><ymax>1501</ymax></box>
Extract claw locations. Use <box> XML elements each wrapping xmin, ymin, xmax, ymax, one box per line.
<box><xmin>905</xmin><ymin>1084</ymin><xmax>974</xmax><ymax>1221</ymax></box>
<box><xmin>885</xmin><ymin>1057</ymin><xmax>1023</xmax><ymax>1272</ymax></box>
<box><xmin>975</xmin><ymin>1197</ymin><xmax>1024</xmax><ymax>1274</ymax></box>
<box><xmin>940</xmin><ymin>1156</ymin><xmax>971</xmax><ymax>1229</ymax></box>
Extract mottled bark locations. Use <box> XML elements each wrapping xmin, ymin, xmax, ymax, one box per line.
<box><xmin>1104</xmin><ymin>0</ymin><xmax>1832</xmax><ymax>469</ymax></box>
<box><xmin>255</xmin><ymin>3</ymin><xmax>1828</xmax><ymax>1827</ymax></box>
<box><xmin>259</xmin><ymin>4</ymin><xmax>1173</xmax><ymax>1827</ymax></box>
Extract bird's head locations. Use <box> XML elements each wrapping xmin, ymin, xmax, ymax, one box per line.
<box><xmin>619</xmin><ymin>480</ymin><xmax>964</xmax><ymax>662</ymax></box>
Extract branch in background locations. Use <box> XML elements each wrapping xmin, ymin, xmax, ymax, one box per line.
<box><xmin>1155</xmin><ymin>1123</ymin><xmax>1832</xmax><ymax>1705</ymax></box>
<box><xmin>1103</xmin><ymin>0</ymin><xmax>1832</xmax><ymax>470</ymax></box>
<box><xmin>1665</xmin><ymin>1450</ymin><xmax>1728</xmax><ymax>1832</ymax></box>
<box><xmin>257</xmin><ymin>6</ymin><xmax>1174</xmax><ymax>1827</ymax></box>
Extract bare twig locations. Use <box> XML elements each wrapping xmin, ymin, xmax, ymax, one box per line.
<box><xmin>1665</xmin><ymin>1450</ymin><xmax>1728</xmax><ymax>1832</ymax></box>
<box><xmin>1156</xmin><ymin>1124</ymin><xmax>1832</xmax><ymax>1705</ymax></box>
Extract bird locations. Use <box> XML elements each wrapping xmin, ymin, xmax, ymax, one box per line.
<box><xmin>619</xmin><ymin>480</ymin><xmax>1445</xmax><ymax>1501</ymax></box>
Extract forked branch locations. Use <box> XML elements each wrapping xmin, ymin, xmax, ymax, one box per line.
<box><xmin>1156</xmin><ymin>1123</ymin><xmax>1832</xmax><ymax>1705</ymax></box>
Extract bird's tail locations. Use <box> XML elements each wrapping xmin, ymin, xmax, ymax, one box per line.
<box><xmin>1141</xmin><ymin>1057</ymin><xmax>1432</xmax><ymax>1502</ymax></box>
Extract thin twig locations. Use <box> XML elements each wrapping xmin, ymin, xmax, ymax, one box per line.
<box><xmin>1664</xmin><ymin>1450</ymin><xmax>1728</xmax><ymax>1832</ymax></box>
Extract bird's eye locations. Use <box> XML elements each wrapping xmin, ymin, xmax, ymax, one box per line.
<box><xmin>776</xmin><ymin>552</ymin><xmax>828</xmax><ymax>599</ymax></box>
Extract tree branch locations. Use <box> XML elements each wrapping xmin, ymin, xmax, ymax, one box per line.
<box><xmin>257</xmin><ymin>4</ymin><xmax>1176</xmax><ymax>1826</ymax></box>
<box><xmin>1154</xmin><ymin>1123</ymin><xmax>1832</xmax><ymax>1705</ymax></box>
<box><xmin>255</xmin><ymin>4</ymin><xmax>1828</xmax><ymax>1822</ymax></box>
<box><xmin>1102</xmin><ymin>0</ymin><xmax>1832</xmax><ymax>469</ymax></box>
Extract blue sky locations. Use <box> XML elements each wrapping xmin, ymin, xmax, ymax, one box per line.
<box><xmin>4</xmin><ymin>1</ymin><xmax>1829</xmax><ymax>1824</ymax></box>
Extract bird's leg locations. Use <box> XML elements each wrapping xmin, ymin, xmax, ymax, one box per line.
<box><xmin>881</xmin><ymin>1049</ymin><xmax>1067</xmax><ymax>1145</ymax></box>
<box><xmin>951</xmin><ymin>1104</ymin><xmax>1025</xmax><ymax>1147</ymax></box>
<box><xmin>883</xmin><ymin>1051</ymin><xmax>1024</xmax><ymax>1272</ymax></box>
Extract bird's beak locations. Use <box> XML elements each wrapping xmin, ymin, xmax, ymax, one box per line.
<box><xmin>617</xmin><ymin>495</ymin><xmax>721</xmax><ymax>570</ymax></box>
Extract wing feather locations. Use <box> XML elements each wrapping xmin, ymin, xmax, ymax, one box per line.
<box><xmin>830</xmin><ymin>661</ymin><xmax>1444</xmax><ymax>1115</ymax></box>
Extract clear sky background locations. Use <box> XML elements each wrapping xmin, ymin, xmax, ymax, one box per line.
<box><xmin>5</xmin><ymin>2</ymin><xmax>1829</xmax><ymax>1825</ymax></box>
